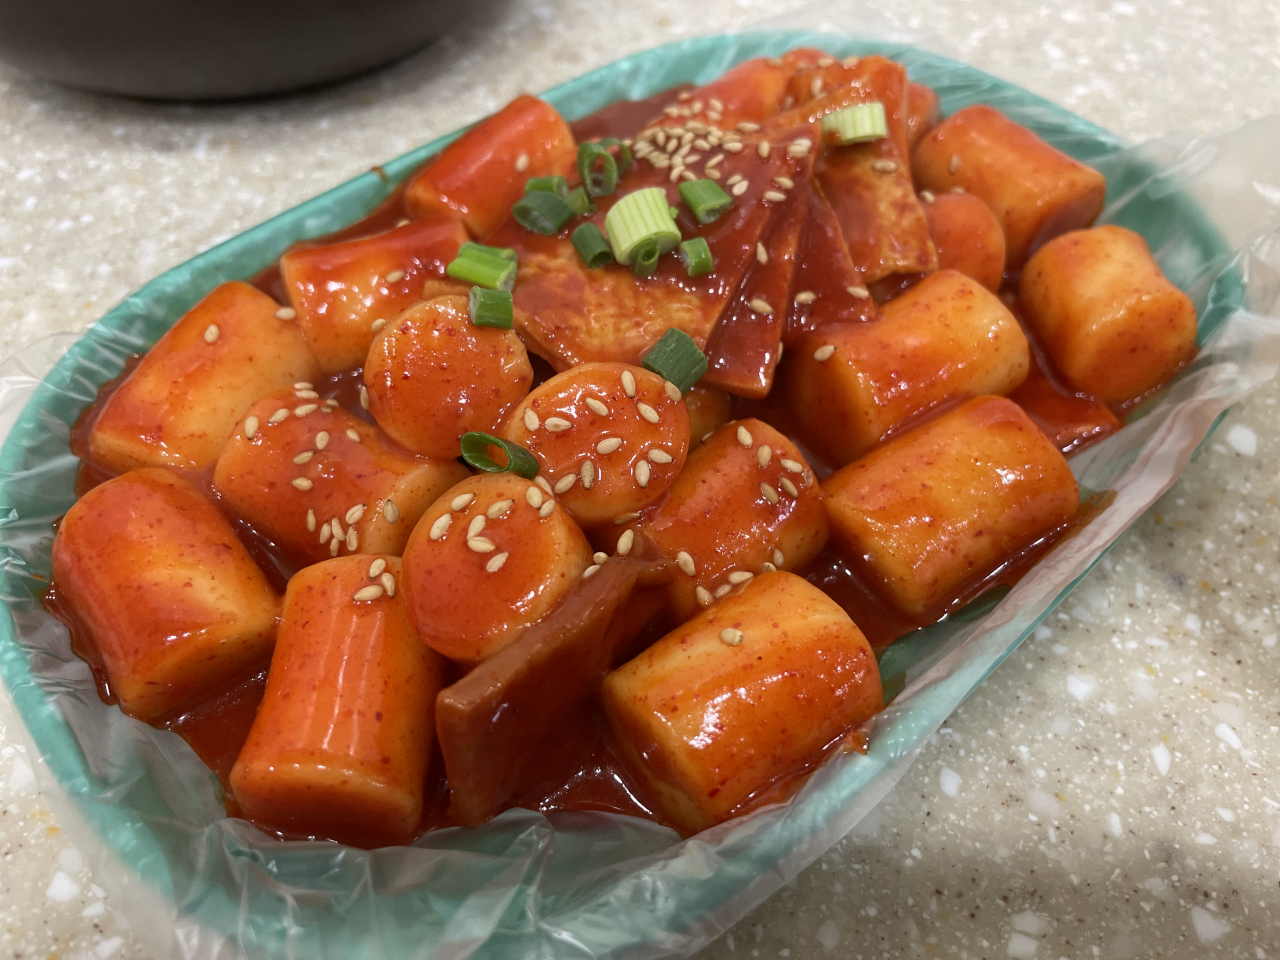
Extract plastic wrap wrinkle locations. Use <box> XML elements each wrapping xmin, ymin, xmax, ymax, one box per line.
<box><xmin>2</xmin><ymin>15</ymin><xmax>1280</xmax><ymax>960</ymax></box>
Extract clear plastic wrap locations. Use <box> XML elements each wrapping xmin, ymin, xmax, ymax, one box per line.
<box><xmin>2</xmin><ymin>16</ymin><xmax>1280</xmax><ymax>960</ymax></box>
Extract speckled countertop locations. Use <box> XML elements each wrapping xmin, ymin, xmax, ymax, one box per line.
<box><xmin>4</xmin><ymin>1</ymin><xmax>1280</xmax><ymax>958</ymax></box>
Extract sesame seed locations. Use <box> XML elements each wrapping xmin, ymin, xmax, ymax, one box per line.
<box><xmin>380</xmin><ymin>572</ymin><xmax>396</xmax><ymax>597</ymax></box>
<box><xmin>346</xmin><ymin>503</ymin><xmax>365</xmax><ymax>524</ymax></box>
<box><xmin>773</xmin><ymin>547</ymin><xmax>785</xmax><ymax>567</ymax></box>
<box><xmin>294</xmin><ymin>381</ymin><xmax>313</xmax><ymax>389</ymax></box>
<box><xmin>636</xmin><ymin>402</ymin><xmax>659</xmax><ymax>424</ymax></box>
<box><xmin>204</xmin><ymin>324</ymin><xmax>220</xmax><ymax>343</ymax></box>
<box><xmin>614</xmin><ymin>511</ymin><xmax>641</xmax><ymax>525</ymax></box>
<box><xmin>664</xmin><ymin>380</ymin><xmax>682</xmax><ymax>401</ymax></box>
<box><xmin>323</xmin><ymin>398</ymin><xmax>339</xmax><ymax>409</ymax></box>
<box><xmin>756</xmin><ymin>243</ymin><xmax>768</xmax><ymax>264</ymax></box>
<box><xmin>596</xmin><ymin>437</ymin><xmax>623</xmax><ymax>455</ymax></box>
<box><xmin>761</xmin><ymin>561</ymin><xmax>777</xmax><ymax>573</ymax></box>
<box><xmin>736</xmin><ymin>425</ymin><xmax>753</xmax><ymax>447</ymax></box>
<box><xmin>539</xmin><ymin>500</ymin><xmax>556</xmax><ymax>518</ymax></box>
<box><xmin>654</xmin><ymin>129</ymin><xmax>668</xmax><ymax>146</ymax></box>
<box><xmin>674</xmin><ymin>143</ymin><xmax>691</xmax><ymax>160</ymax></box>
<box><xmin>949</xmin><ymin>154</ymin><xmax>960</xmax><ymax>174</ymax></box>
<box><xmin>680</xmin><ymin>170</ymin><xmax>697</xmax><ymax>182</ymax></box>
<box><xmin>580</xmin><ymin>460</ymin><xmax>596</xmax><ymax>489</ymax></box>
<box><xmin>522</xmin><ymin>407</ymin><xmax>540</xmax><ymax>431</ymax></box>
<box><xmin>295</xmin><ymin>389</ymin><xmax>320</xmax><ymax>400</ymax></box>
<box><xmin>306</xmin><ymin>509</ymin><xmax>316</xmax><ymax>532</ymax></box>
<box><xmin>731</xmin><ymin>180</ymin><xmax>750</xmax><ymax>197</ymax></box>
<box><xmin>585</xmin><ymin>398</ymin><xmax>609</xmax><ymax>416</ymax></box>
<box><xmin>773</xmin><ymin>176</ymin><xmax>795</xmax><ymax>190</ymax></box>
<box><xmin>617</xmin><ymin>529</ymin><xmax>635</xmax><ymax>556</ymax></box>
<box><xmin>347</xmin><ymin>429</ymin><xmax>361</xmax><ymax>442</ymax></box>
<box><xmin>951</xmin><ymin>185</ymin><xmax>966</xmax><ymax>194</ymax></box>
<box><xmin>726</xmin><ymin>173</ymin><xmax>743</xmax><ymax>186</ymax></box>
<box><xmin>847</xmin><ymin>285</ymin><xmax>870</xmax><ymax>299</ymax></box>
<box><xmin>722</xmin><ymin>141</ymin><xmax>744</xmax><ymax>153</ymax></box>
<box><xmin>593</xmin><ymin>551</ymin><xmax>609</xmax><ymax>565</ymax></box>
<box><xmin>315</xmin><ymin>431</ymin><xmax>329</xmax><ymax>450</ymax></box>
<box><xmin>813</xmin><ymin>344</ymin><xmax>836</xmax><ymax>361</ymax></box>
<box><xmin>648</xmin><ymin>448</ymin><xmax>673</xmax><ymax>464</ymax></box>
<box><xmin>749</xmin><ymin>298</ymin><xmax>773</xmax><ymax>316</ymax></box>
<box><xmin>359</xmin><ymin>385</ymin><xmax>369</xmax><ymax>410</ymax></box>
<box><xmin>244</xmin><ymin>416</ymin><xmax>259</xmax><ymax>439</ymax></box>
<box><xmin>694</xmin><ymin>138</ymin><xmax>710</xmax><ymax>151</ymax></box>
<box><xmin>763</xmin><ymin>190</ymin><xmax>787</xmax><ymax>202</ymax></box>
<box><xmin>275</xmin><ymin>307</ymin><xmax>297</xmax><ymax>320</ymax></box>
<box><xmin>331</xmin><ymin>518</ymin><xmax>344</xmax><ymax>540</ymax></box>
<box><xmin>621</xmin><ymin>369</ymin><xmax>637</xmax><ymax>397</ymax></box>
<box><xmin>705</xmin><ymin>168</ymin><xmax>722</xmax><ymax>180</ymax></box>
<box><xmin>384</xmin><ymin>500</ymin><xmax>399</xmax><ymax>523</ymax></box>
<box><xmin>451</xmin><ymin>493</ymin><xmax>475</xmax><ymax>511</ymax></box>
<box><xmin>293</xmin><ymin>451</ymin><xmax>314</xmax><ymax>465</ymax></box>
<box><xmin>794</xmin><ymin>290</ymin><xmax>817</xmax><ymax>305</ymax></box>
<box><xmin>554</xmin><ymin>474</ymin><xmax>577</xmax><ymax>494</ymax></box>
<box><xmin>728</xmin><ymin>570</ymin><xmax>754</xmax><ymax>585</ymax></box>
<box><xmin>544</xmin><ymin>417</ymin><xmax>572</xmax><ymax>432</ymax></box>
<box><xmin>291</xmin><ymin>477</ymin><xmax>313</xmax><ymax>491</ymax></box>
<box><xmin>346</xmin><ymin>528</ymin><xmax>358</xmax><ymax>551</ymax></box>
<box><xmin>320</xmin><ymin>524</ymin><xmax>332</xmax><ymax>544</ymax></box>
<box><xmin>467</xmin><ymin>537</ymin><xmax>496</xmax><ymax>553</ymax></box>
<box><xmin>330</xmin><ymin>536</ymin><xmax>340</xmax><ymax>557</ymax></box>
<box><xmin>756</xmin><ymin>445</ymin><xmax>772</xmax><ymax>468</ymax></box>
<box><xmin>920</xmin><ymin>190</ymin><xmax>935</xmax><ymax>203</ymax></box>
<box><xmin>396</xmin><ymin>217</ymin><xmax>411</xmax><ymax>227</ymax></box>
<box><xmin>294</xmin><ymin>403</ymin><xmax>318</xmax><ymax>416</ymax></box>
<box><xmin>486</xmin><ymin>552</ymin><xmax>509</xmax><ymax>573</ymax></box>
<box><xmin>515</xmin><ymin>152</ymin><xmax>530</xmax><ymax>172</ymax></box>
<box><xmin>269</xmin><ymin>408</ymin><xmax>290</xmax><ymax>424</ymax></box>
<box><xmin>715</xmin><ymin>584</ymin><xmax>732</xmax><ymax>598</ymax></box>
<box><xmin>787</xmin><ymin>141</ymin><xmax>811</xmax><ymax>159</ymax></box>
<box><xmin>634</xmin><ymin>460</ymin><xmax>651</xmax><ymax>488</ymax></box>
<box><xmin>368</xmin><ymin>558</ymin><xmax>387</xmax><ymax>579</ymax></box>
<box><xmin>668</xmin><ymin>168</ymin><xmax>683</xmax><ymax>183</ymax></box>
<box><xmin>582</xmin><ymin>564</ymin><xmax>601</xmax><ymax>579</ymax></box>
<box><xmin>720</xmin><ymin>627</ymin><xmax>744</xmax><ymax>646</ymax></box>
<box><xmin>873</xmin><ymin>160</ymin><xmax>897</xmax><ymax>174</ymax></box>
<box><xmin>353</xmin><ymin>585</ymin><xmax>384</xmax><ymax>602</ymax></box>
<box><xmin>525</xmin><ymin>486</ymin><xmax>544</xmax><ymax>509</ymax></box>
<box><xmin>781</xmin><ymin>458</ymin><xmax>804</xmax><ymax>473</ymax></box>
<box><xmin>665</xmin><ymin>139</ymin><xmax>679</xmax><ymax>155</ymax></box>
<box><xmin>385</xmin><ymin>269</ymin><xmax>405</xmax><ymax>284</ymax></box>
<box><xmin>696</xmin><ymin>586</ymin><xmax>713</xmax><ymax>606</ymax></box>
<box><xmin>760</xmin><ymin>482</ymin><xmax>780</xmax><ymax>504</ymax></box>
<box><xmin>486</xmin><ymin>499</ymin><xmax>513</xmax><ymax>519</ymax></box>
<box><xmin>710</xmin><ymin>98</ymin><xmax>724</xmax><ymax>112</ymax></box>
<box><xmin>676</xmin><ymin>551</ymin><xmax>695</xmax><ymax>576</ymax></box>
<box><xmin>534</xmin><ymin>475</ymin><xmax>554</xmax><ymax>496</ymax></box>
<box><xmin>467</xmin><ymin>515</ymin><xmax>486</xmax><ymax>539</ymax></box>
<box><xmin>702</xmin><ymin>430</ymin><xmax>714</xmax><ymax>442</ymax></box>
<box><xmin>371</xmin><ymin>319</ymin><xmax>385</xmax><ymax>333</ymax></box>
<box><xmin>817</xmin><ymin>56</ymin><xmax>834</xmax><ymax>67</ymax></box>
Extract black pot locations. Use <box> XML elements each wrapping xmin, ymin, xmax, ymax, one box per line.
<box><xmin>0</xmin><ymin>0</ymin><xmax>472</xmax><ymax>100</ymax></box>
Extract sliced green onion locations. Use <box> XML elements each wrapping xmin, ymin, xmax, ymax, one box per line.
<box><xmin>578</xmin><ymin>142</ymin><xmax>618</xmax><ymax>198</ymax></box>
<box><xmin>604</xmin><ymin>187</ymin><xmax>681</xmax><ymax>267</ymax></box>
<box><xmin>678</xmin><ymin>179</ymin><xmax>733</xmax><ymax>225</ymax></box>
<box><xmin>641</xmin><ymin>328</ymin><xmax>708</xmax><ymax>394</ymax></box>
<box><xmin>460</xmin><ymin>432</ymin><xmax>539</xmax><ymax>478</ymax></box>
<box><xmin>678</xmin><ymin>237</ymin><xmax>714</xmax><ymax>277</ymax></box>
<box><xmin>469</xmin><ymin>286</ymin><xmax>514</xmax><ymax>329</ymax></box>
<box><xmin>512</xmin><ymin>190</ymin><xmax>575</xmax><ymax>235</ymax></box>
<box><xmin>598</xmin><ymin>137</ymin><xmax>632</xmax><ymax>176</ymax></box>
<box><xmin>669</xmin><ymin>206</ymin><xmax>680</xmax><ymax>219</ymax></box>
<box><xmin>524</xmin><ymin>175</ymin><xmax>569</xmax><ymax>197</ymax></box>
<box><xmin>822</xmin><ymin>102</ymin><xmax>888</xmax><ymax>145</ymax></box>
<box><xmin>565</xmin><ymin>186</ymin><xmax>593</xmax><ymax>216</ymax></box>
<box><xmin>571</xmin><ymin>223</ymin><xmax>614</xmax><ymax>268</ymax></box>
<box><xmin>632</xmin><ymin>239</ymin><xmax>661</xmax><ymax>278</ymax></box>
<box><xmin>447</xmin><ymin>244</ymin><xmax>517</xmax><ymax>291</ymax></box>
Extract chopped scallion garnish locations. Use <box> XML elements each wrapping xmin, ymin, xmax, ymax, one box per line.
<box><xmin>822</xmin><ymin>102</ymin><xmax>888</xmax><ymax>145</ymax></box>
<box><xmin>598</xmin><ymin>137</ymin><xmax>632</xmax><ymax>176</ymax></box>
<box><xmin>565</xmin><ymin>186</ymin><xmax>593</xmax><ymax>216</ymax></box>
<box><xmin>678</xmin><ymin>179</ymin><xmax>733</xmax><ymax>225</ymax></box>
<box><xmin>571</xmin><ymin>223</ymin><xmax>614</xmax><ymax>268</ymax></box>
<box><xmin>578</xmin><ymin>141</ymin><xmax>628</xmax><ymax>197</ymax></box>
<box><xmin>469</xmin><ymin>286</ymin><xmax>514</xmax><ymax>329</ymax></box>
<box><xmin>460</xmin><ymin>432</ymin><xmax>539</xmax><ymax>478</ymax></box>
<box><xmin>447</xmin><ymin>244</ymin><xmax>517</xmax><ymax>291</ymax></box>
<box><xmin>678</xmin><ymin>237</ymin><xmax>714</xmax><ymax>277</ymax></box>
<box><xmin>604</xmin><ymin>187</ymin><xmax>681</xmax><ymax>269</ymax></box>
<box><xmin>512</xmin><ymin>190</ymin><xmax>575</xmax><ymax>235</ymax></box>
<box><xmin>524</xmin><ymin>175</ymin><xmax>570</xmax><ymax>197</ymax></box>
<box><xmin>641</xmin><ymin>328</ymin><xmax>708</xmax><ymax>394</ymax></box>
<box><xmin>632</xmin><ymin>239</ymin><xmax>661</xmax><ymax>278</ymax></box>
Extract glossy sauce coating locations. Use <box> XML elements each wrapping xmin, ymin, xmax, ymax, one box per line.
<box><xmin>782</xmin><ymin>270</ymin><xmax>1030</xmax><ymax>466</ymax></box>
<box><xmin>683</xmin><ymin>383</ymin><xmax>734</xmax><ymax>450</ymax></box>
<box><xmin>1009</xmin><ymin>359</ymin><xmax>1121</xmax><ymax>455</ymax></box>
<box><xmin>603</xmin><ymin>571</ymin><xmax>882</xmax><ymax>835</ymax></box>
<box><xmin>642</xmin><ymin>418</ymin><xmax>828</xmax><ymax>621</ymax></box>
<box><xmin>904</xmin><ymin>81</ymin><xmax>940</xmax><ymax>149</ymax></box>
<box><xmin>400</xmin><ymin>472</ymin><xmax>594</xmax><ymax>664</ymax></box>
<box><xmin>499</xmin><ymin>363</ymin><xmax>690</xmax><ymax>528</ymax></box>
<box><xmin>1019</xmin><ymin>225</ymin><xmax>1197</xmax><ymax>403</ymax></box>
<box><xmin>403</xmin><ymin>94</ymin><xmax>577</xmax><ymax>238</ymax></box>
<box><xmin>823</xmin><ymin>395</ymin><xmax>1079</xmax><ymax>617</ymax></box>
<box><xmin>911</xmin><ymin>104</ymin><xmax>1107</xmax><ymax>268</ymax></box>
<box><xmin>230</xmin><ymin>555</ymin><xmax>444</xmax><ymax>848</ymax></box>
<box><xmin>921</xmin><ymin>190</ymin><xmax>1006</xmax><ymax>291</ymax></box>
<box><xmin>364</xmin><ymin>295</ymin><xmax>533</xmax><ymax>458</ymax></box>
<box><xmin>213</xmin><ymin>387</ymin><xmax>468</xmax><ymax>565</ymax></box>
<box><xmin>50</xmin><ymin>468</ymin><xmax>278</xmax><ymax>724</ymax></box>
<box><xmin>88</xmin><ymin>282</ymin><xmax>320</xmax><ymax>475</ymax></box>
<box><xmin>281</xmin><ymin>216</ymin><xmax>467</xmax><ymax>374</ymax></box>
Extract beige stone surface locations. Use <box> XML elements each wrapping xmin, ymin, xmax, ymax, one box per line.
<box><xmin>2</xmin><ymin>1</ymin><xmax>1280</xmax><ymax>958</ymax></box>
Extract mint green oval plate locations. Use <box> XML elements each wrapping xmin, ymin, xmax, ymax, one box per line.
<box><xmin>0</xmin><ymin>31</ymin><xmax>1238</xmax><ymax>960</ymax></box>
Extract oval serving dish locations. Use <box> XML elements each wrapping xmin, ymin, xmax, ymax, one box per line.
<box><xmin>0</xmin><ymin>31</ymin><xmax>1240</xmax><ymax>960</ymax></box>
